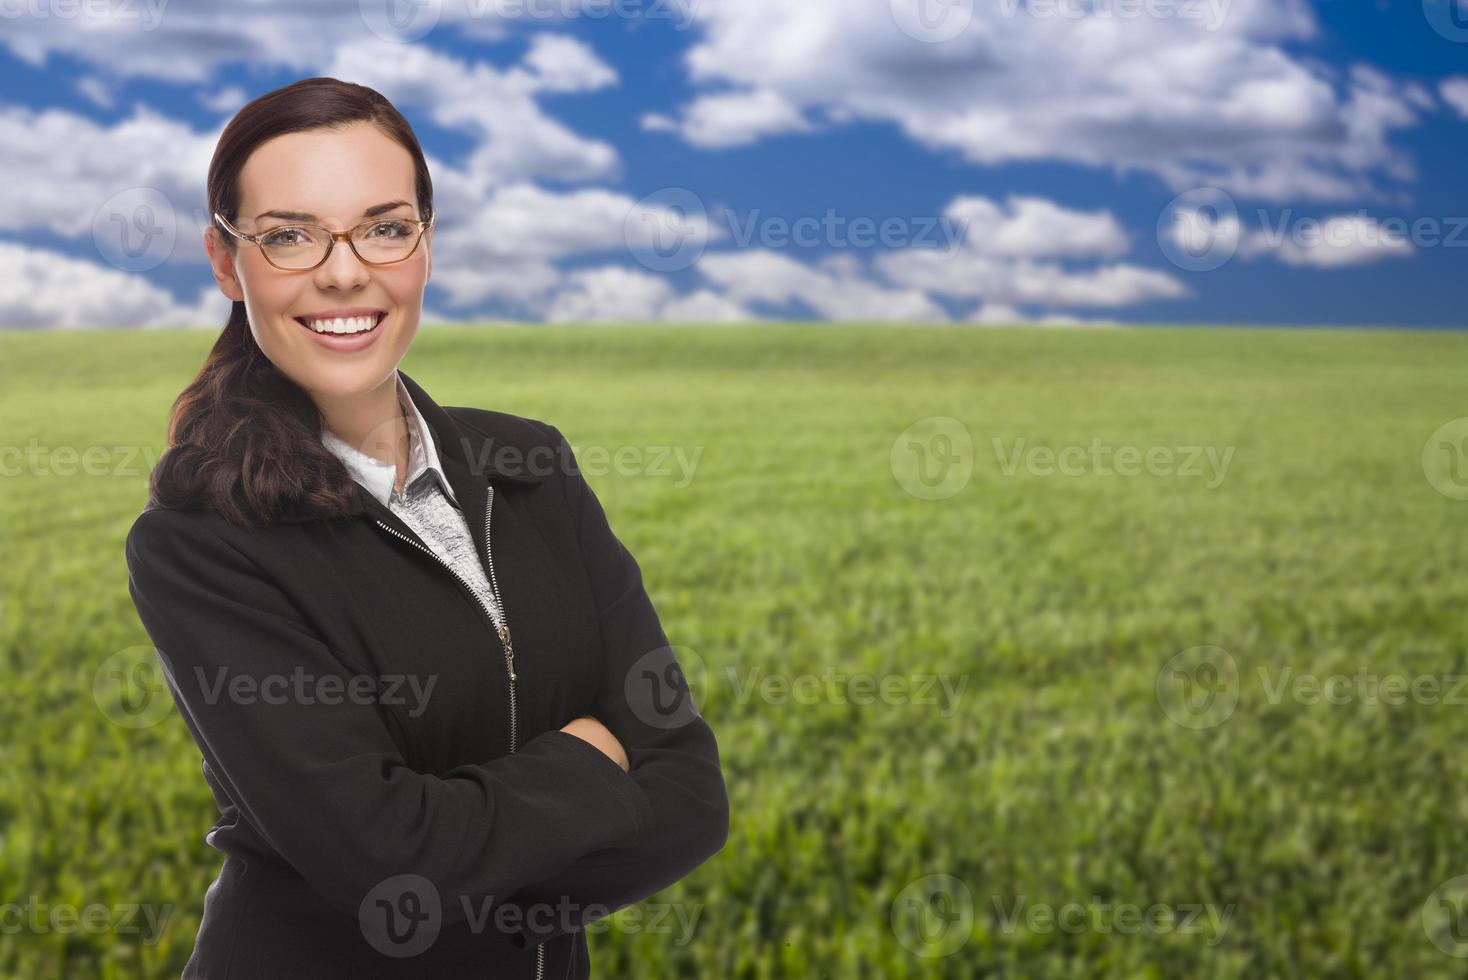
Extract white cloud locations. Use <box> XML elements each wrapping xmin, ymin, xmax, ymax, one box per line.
<box><xmin>75</xmin><ymin>76</ymin><xmax>114</xmax><ymax>110</ymax></box>
<box><xmin>665</xmin><ymin>0</ymin><xmax>1426</xmax><ymax>201</ymax></box>
<box><xmin>324</xmin><ymin>36</ymin><xmax>620</xmax><ymax>186</ymax></box>
<box><xmin>657</xmin><ymin>88</ymin><xmax>811</xmax><ymax>148</ymax></box>
<box><xmin>947</xmin><ymin>195</ymin><xmax>1130</xmax><ymax>258</ymax></box>
<box><xmin>1163</xmin><ymin>206</ymin><xmax>1418</xmax><ymax>268</ymax></box>
<box><xmin>878</xmin><ymin>194</ymin><xmax>1187</xmax><ymax>308</ymax></box>
<box><xmin>520</xmin><ymin>32</ymin><xmax>618</xmax><ymax>92</ymax></box>
<box><xmin>0</xmin><ymin>240</ymin><xmax>228</xmax><ymax>329</ymax></box>
<box><xmin>905</xmin><ymin>257</ymin><xmax>1185</xmax><ymax>308</ymax></box>
<box><xmin>966</xmin><ymin>303</ymin><xmax>1120</xmax><ymax>328</ymax></box>
<box><xmin>1441</xmin><ymin>77</ymin><xmax>1468</xmax><ymax>121</ymax></box>
<box><xmin>639</xmin><ymin>112</ymin><xmax>679</xmax><ymax>133</ymax></box>
<box><xmin>544</xmin><ymin>266</ymin><xmax>758</xmax><ymax>323</ymax></box>
<box><xmin>660</xmin><ymin>288</ymin><xmax>759</xmax><ymax>323</ymax></box>
<box><xmin>198</xmin><ymin>85</ymin><xmax>249</xmax><ymax>115</ymax></box>
<box><xmin>1241</xmin><ymin>214</ymin><xmax>1416</xmax><ymax>268</ymax></box>
<box><xmin>696</xmin><ymin>250</ymin><xmax>949</xmax><ymax>322</ymax></box>
<box><xmin>0</xmin><ymin>102</ymin><xmax>216</xmax><ymax>245</ymax></box>
<box><xmin>0</xmin><ymin>34</ymin><xmax>640</xmax><ymax>320</ymax></box>
<box><xmin>426</xmin><ymin>180</ymin><xmax>718</xmax><ymax>310</ymax></box>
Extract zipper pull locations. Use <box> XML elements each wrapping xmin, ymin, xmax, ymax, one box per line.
<box><xmin>497</xmin><ymin>623</ymin><xmax>516</xmax><ymax>680</ymax></box>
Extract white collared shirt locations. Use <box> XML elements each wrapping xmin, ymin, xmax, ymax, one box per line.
<box><xmin>319</xmin><ymin>372</ymin><xmax>459</xmax><ymax>509</ymax></box>
<box><xmin>319</xmin><ymin>371</ymin><xmax>504</xmax><ymax>632</ymax></box>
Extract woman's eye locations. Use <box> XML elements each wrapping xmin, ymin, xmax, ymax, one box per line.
<box><xmin>261</xmin><ymin>228</ymin><xmax>305</xmax><ymax>246</ymax></box>
<box><xmin>367</xmin><ymin>221</ymin><xmax>411</xmax><ymax>238</ymax></box>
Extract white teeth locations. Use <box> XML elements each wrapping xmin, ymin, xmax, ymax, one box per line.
<box><xmin>302</xmin><ymin>313</ymin><xmax>380</xmax><ymax>335</ymax></box>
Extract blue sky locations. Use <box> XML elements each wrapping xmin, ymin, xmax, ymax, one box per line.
<box><xmin>1</xmin><ymin>0</ymin><xmax>1464</xmax><ymax>328</ymax></box>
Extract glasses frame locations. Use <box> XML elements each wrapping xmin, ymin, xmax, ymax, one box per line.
<box><xmin>212</xmin><ymin>210</ymin><xmax>436</xmax><ymax>271</ymax></box>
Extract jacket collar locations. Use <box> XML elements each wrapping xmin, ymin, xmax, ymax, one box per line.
<box><xmin>275</xmin><ymin>369</ymin><xmax>543</xmax><ymax>525</ymax></box>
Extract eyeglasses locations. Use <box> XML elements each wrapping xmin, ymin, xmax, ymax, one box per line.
<box><xmin>213</xmin><ymin>210</ymin><xmax>435</xmax><ymax>271</ymax></box>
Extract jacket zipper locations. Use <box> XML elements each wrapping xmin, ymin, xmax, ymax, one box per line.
<box><xmin>372</xmin><ymin>482</ymin><xmax>547</xmax><ymax>980</ymax></box>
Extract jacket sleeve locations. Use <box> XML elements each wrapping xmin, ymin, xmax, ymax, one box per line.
<box><xmin>124</xmin><ymin>506</ymin><xmax>655</xmax><ymax>926</ymax></box>
<box><xmin>500</xmin><ymin>424</ymin><xmax>731</xmax><ymax>948</ymax></box>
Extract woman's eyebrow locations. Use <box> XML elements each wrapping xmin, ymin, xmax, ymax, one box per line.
<box><xmin>254</xmin><ymin>200</ymin><xmax>414</xmax><ymax>221</ymax></box>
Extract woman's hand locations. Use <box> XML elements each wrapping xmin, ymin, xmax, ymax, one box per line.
<box><xmin>560</xmin><ymin>715</ymin><xmax>631</xmax><ymax>772</ymax></box>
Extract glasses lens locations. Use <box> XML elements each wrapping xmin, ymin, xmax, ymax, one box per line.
<box><xmin>259</xmin><ymin>225</ymin><xmax>330</xmax><ymax>270</ymax></box>
<box><xmin>352</xmin><ymin>219</ymin><xmax>422</xmax><ymax>264</ymax></box>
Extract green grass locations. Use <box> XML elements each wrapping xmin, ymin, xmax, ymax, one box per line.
<box><xmin>3</xmin><ymin>322</ymin><xmax>1468</xmax><ymax>978</ymax></box>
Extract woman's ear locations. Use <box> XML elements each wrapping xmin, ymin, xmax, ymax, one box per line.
<box><xmin>204</xmin><ymin>227</ymin><xmax>245</xmax><ymax>302</ymax></box>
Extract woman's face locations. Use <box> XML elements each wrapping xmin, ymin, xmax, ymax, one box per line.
<box><xmin>203</xmin><ymin>121</ymin><xmax>432</xmax><ymax>402</ymax></box>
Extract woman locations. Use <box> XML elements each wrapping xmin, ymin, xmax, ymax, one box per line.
<box><xmin>124</xmin><ymin>77</ymin><xmax>729</xmax><ymax>980</ymax></box>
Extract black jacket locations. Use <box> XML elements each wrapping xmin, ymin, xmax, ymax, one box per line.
<box><xmin>123</xmin><ymin>370</ymin><xmax>730</xmax><ymax>979</ymax></box>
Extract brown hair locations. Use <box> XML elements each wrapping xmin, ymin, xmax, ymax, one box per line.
<box><xmin>147</xmin><ymin>77</ymin><xmax>434</xmax><ymax>528</ymax></box>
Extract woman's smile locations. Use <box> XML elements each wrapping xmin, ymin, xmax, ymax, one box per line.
<box><xmin>292</xmin><ymin>309</ymin><xmax>388</xmax><ymax>352</ymax></box>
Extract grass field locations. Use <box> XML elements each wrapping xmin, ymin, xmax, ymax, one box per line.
<box><xmin>2</xmin><ymin>322</ymin><xmax>1468</xmax><ymax>978</ymax></box>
